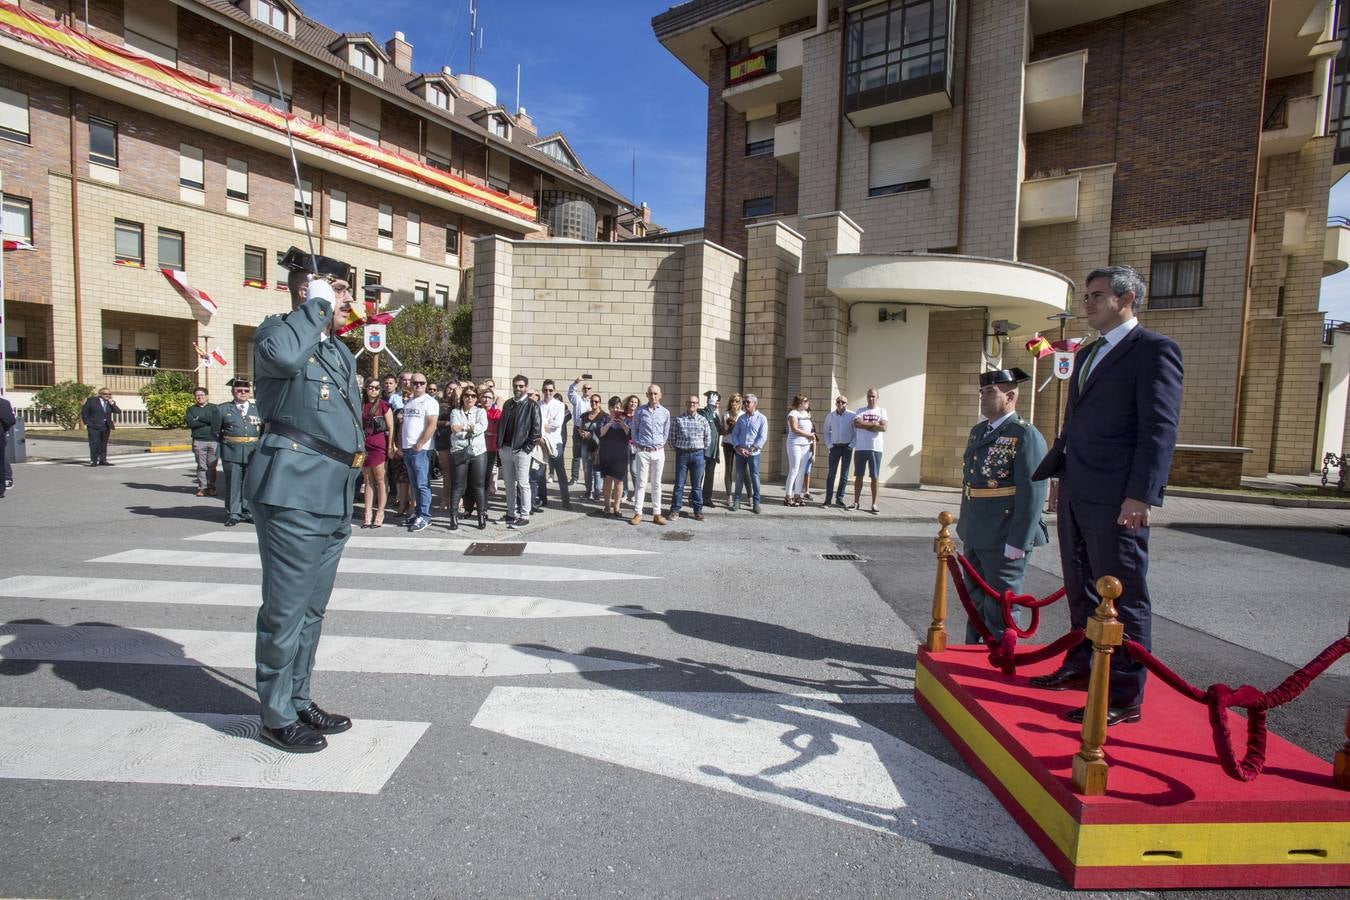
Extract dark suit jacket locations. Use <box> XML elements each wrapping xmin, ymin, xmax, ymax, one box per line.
<box><xmin>80</xmin><ymin>395</ymin><xmax>120</xmax><ymax>431</ymax></box>
<box><xmin>0</xmin><ymin>397</ymin><xmax>14</xmax><ymax>434</ymax></box>
<box><xmin>1032</xmin><ymin>323</ymin><xmax>1183</xmax><ymax>507</ymax></box>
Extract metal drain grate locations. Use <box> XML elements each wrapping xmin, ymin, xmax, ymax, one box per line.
<box><xmin>821</xmin><ymin>553</ymin><xmax>864</xmax><ymax>561</ymax></box>
<box><xmin>464</xmin><ymin>542</ymin><xmax>526</xmax><ymax>556</ymax></box>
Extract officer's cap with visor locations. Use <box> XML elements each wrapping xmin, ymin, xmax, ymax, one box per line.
<box><xmin>280</xmin><ymin>246</ymin><xmax>354</xmax><ymax>284</ymax></box>
<box><xmin>978</xmin><ymin>367</ymin><xmax>1031</xmax><ymax>388</ymax></box>
<box><xmin>225</xmin><ymin>376</ymin><xmax>251</xmax><ymax>389</ymax></box>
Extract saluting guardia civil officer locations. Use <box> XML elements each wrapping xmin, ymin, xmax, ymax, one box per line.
<box><xmin>244</xmin><ymin>247</ymin><xmax>363</xmax><ymax>753</ymax></box>
<box><xmin>956</xmin><ymin>368</ymin><xmax>1049</xmax><ymax>644</ymax></box>
<box><xmin>217</xmin><ymin>376</ymin><xmax>261</xmax><ymax>526</ymax></box>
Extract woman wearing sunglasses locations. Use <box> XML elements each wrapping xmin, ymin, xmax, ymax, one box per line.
<box><xmin>360</xmin><ymin>380</ymin><xmax>394</xmax><ymax>528</ymax></box>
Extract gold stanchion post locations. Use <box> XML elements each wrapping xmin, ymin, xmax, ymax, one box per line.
<box><xmin>1335</xmin><ymin>706</ymin><xmax>1349</xmax><ymax>790</ymax></box>
<box><xmin>927</xmin><ymin>512</ymin><xmax>955</xmax><ymax>653</ymax></box>
<box><xmin>1072</xmin><ymin>575</ymin><xmax>1124</xmax><ymax>796</ymax></box>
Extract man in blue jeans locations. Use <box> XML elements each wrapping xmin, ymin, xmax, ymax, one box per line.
<box><xmin>730</xmin><ymin>393</ymin><xmax>768</xmax><ymax>514</ymax></box>
<box><xmin>668</xmin><ymin>394</ymin><xmax>712</xmax><ymax>520</ymax></box>
<box><xmin>822</xmin><ymin>394</ymin><xmax>856</xmax><ymax>507</ymax></box>
<box><xmin>400</xmin><ymin>373</ymin><xmax>439</xmax><ymax>531</ymax></box>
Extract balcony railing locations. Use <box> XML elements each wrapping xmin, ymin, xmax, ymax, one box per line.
<box><xmin>100</xmin><ymin>364</ymin><xmax>195</xmax><ymax>394</ymax></box>
<box><xmin>4</xmin><ymin>358</ymin><xmax>55</xmax><ymax>389</ymax></box>
<box><xmin>1325</xmin><ymin>318</ymin><xmax>1350</xmax><ymax>345</ymax></box>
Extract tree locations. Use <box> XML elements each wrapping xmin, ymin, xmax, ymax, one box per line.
<box><xmin>351</xmin><ymin>302</ymin><xmax>472</xmax><ymax>384</ymax></box>
<box><xmin>32</xmin><ymin>381</ymin><xmax>94</xmax><ymax>430</ymax></box>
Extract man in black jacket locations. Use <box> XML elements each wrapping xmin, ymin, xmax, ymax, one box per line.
<box><xmin>80</xmin><ymin>387</ymin><xmax>119</xmax><ymax>466</ymax></box>
<box><xmin>0</xmin><ymin>394</ymin><xmax>14</xmax><ymax>497</ymax></box>
<box><xmin>497</xmin><ymin>373</ymin><xmax>541</xmax><ymax>528</ymax></box>
<box><xmin>185</xmin><ymin>386</ymin><xmax>220</xmax><ymax>497</ymax></box>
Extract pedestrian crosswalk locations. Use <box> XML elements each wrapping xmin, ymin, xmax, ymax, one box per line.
<box><xmin>0</xmin><ymin>523</ymin><xmax>1047</xmax><ymax>869</ymax></box>
<box><xmin>28</xmin><ymin>450</ymin><xmax>197</xmax><ymax>469</ymax></box>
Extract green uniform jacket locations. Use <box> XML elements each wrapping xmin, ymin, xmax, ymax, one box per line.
<box><xmin>184</xmin><ymin>402</ymin><xmax>220</xmax><ymax>441</ymax></box>
<box><xmin>956</xmin><ymin>414</ymin><xmax>1050</xmax><ymax>551</ymax></box>
<box><xmin>243</xmin><ymin>294</ymin><xmax>362</xmax><ymax>518</ymax></box>
<box><xmin>216</xmin><ymin>400</ymin><xmax>261</xmax><ymax>464</ymax></box>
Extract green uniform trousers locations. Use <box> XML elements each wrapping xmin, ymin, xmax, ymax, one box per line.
<box><xmin>252</xmin><ymin>501</ymin><xmax>350</xmax><ymax>728</ymax></box>
<box><xmin>223</xmin><ymin>459</ymin><xmax>252</xmax><ymax>518</ymax></box>
<box><xmin>961</xmin><ymin>545</ymin><xmax>1031</xmax><ymax>645</ymax></box>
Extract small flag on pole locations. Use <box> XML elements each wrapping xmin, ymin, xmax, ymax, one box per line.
<box><xmin>1024</xmin><ymin>334</ymin><xmax>1054</xmax><ymax>359</ymax></box>
<box><xmin>161</xmin><ymin>267</ymin><xmax>218</xmax><ymax>315</ymax></box>
<box><xmin>210</xmin><ymin>348</ymin><xmax>229</xmax><ymax>368</ymax></box>
<box><xmin>192</xmin><ymin>342</ymin><xmax>209</xmax><ymax>360</ymax></box>
<box><xmin>3</xmin><ymin>238</ymin><xmax>36</xmax><ymax>251</ymax></box>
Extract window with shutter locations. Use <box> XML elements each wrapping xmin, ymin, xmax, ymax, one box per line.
<box><xmin>226</xmin><ymin>158</ymin><xmax>248</xmax><ymax>201</ymax></box>
<box><xmin>179</xmin><ymin>144</ymin><xmax>204</xmax><ymax>190</ymax></box>
<box><xmin>0</xmin><ymin>86</ymin><xmax>30</xmax><ymax>144</ymax></box>
<box><xmin>868</xmin><ymin>116</ymin><xmax>932</xmax><ymax>196</ymax></box>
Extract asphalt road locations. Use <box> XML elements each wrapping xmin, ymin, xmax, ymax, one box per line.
<box><xmin>0</xmin><ymin>453</ymin><xmax>1346</xmax><ymax>899</ymax></box>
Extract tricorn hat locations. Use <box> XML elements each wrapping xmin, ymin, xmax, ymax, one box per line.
<box><xmin>978</xmin><ymin>367</ymin><xmax>1031</xmax><ymax>388</ymax></box>
<box><xmin>280</xmin><ymin>246</ymin><xmax>354</xmax><ymax>284</ymax></box>
<box><xmin>225</xmin><ymin>375</ymin><xmax>251</xmax><ymax>388</ymax></box>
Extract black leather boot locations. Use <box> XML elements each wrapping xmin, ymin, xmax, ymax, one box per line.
<box><xmin>449</xmin><ymin>511</ymin><xmax>459</xmax><ymax>530</ymax></box>
<box><xmin>477</xmin><ymin>510</ymin><xmax>487</xmax><ymax>529</ymax></box>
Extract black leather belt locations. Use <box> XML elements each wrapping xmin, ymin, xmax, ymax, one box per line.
<box><xmin>266</xmin><ymin>421</ymin><xmax>365</xmax><ymax>468</ymax></box>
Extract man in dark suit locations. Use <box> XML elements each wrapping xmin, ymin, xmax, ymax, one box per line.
<box><xmin>80</xmin><ymin>387</ymin><xmax>120</xmax><ymax>466</ymax></box>
<box><xmin>0</xmin><ymin>394</ymin><xmax>14</xmax><ymax>497</ymax></box>
<box><xmin>1030</xmin><ymin>265</ymin><xmax>1184</xmax><ymax>726</ymax></box>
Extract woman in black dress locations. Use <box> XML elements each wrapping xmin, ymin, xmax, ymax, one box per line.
<box><xmin>597</xmin><ymin>395</ymin><xmax>630</xmax><ymax>517</ymax></box>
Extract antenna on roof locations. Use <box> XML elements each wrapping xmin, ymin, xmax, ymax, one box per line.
<box><xmin>631</xmin><ymin>147</ymin><xmax>637</xmax><ymax>206</ymax></box>
<box><xmin>468</xmin><ymin>0</ymin><xmax>483</xmax><ymax>75</ymax></box>
<box><xmin>516</xmin><ymin>63</ymin><xmax>521</xmax><ymax>113</ymax></box>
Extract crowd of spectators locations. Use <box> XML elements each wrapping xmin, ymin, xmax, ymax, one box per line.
<box><xmin>362</xmin><ymin>370</ymin><xmax>890</xmax><ymax>530</ymax></box>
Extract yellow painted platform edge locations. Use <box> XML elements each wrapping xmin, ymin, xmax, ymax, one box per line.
<box><xmin>149</xmin><ymin>444</ymin><xmax>192</xmax><ymax>453</ymax></box>
<box><xmin>916</xmin><ymin>658</ymin><xmax>1350</xmax><ymax>869</ymax></box>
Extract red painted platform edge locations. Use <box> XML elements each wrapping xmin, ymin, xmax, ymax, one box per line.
<box><xmin>916</xmin><ymin>690</ymin><xmax>1350</xmax><ymax>890</ymax></box>
<box><xmin>917</xmin><ymin>648</ymin><xmax>1350</xmax><ymax>825</ymax></box>
<box><xmin>915</xmin><ymin>690</ymin><xmax>1074</xmax><ymax>885</ymax></box>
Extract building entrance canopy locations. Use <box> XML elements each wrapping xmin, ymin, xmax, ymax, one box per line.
<box><xmin>827</xmin><ymin>253</ymin><xmax>1073</xmax><ymax>334</ymax></box>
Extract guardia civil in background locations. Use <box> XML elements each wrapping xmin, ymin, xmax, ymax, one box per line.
<box><xmin>956</xmin><ymin>368</ymin><xmax>1049</xmax><ymax>644</ymax></box>
<box><xmin>243</xmin><ymin>247</ymin><xmax>364</xmax><ymax>753</ymax></box>
<box><xmin>216</xmin><ymin>376</ymin><xmax>260</xmax><ymax>526</ymax></box>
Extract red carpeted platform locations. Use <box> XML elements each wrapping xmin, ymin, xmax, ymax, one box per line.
<box><xmin>915</xmin><ymin>645</ymin><xmax>1350</xmax><ymax>889</ymax></box>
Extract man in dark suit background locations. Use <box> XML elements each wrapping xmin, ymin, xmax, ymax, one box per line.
<box><xmin>0</xmin><ymin>394</ymin><xmax>14</xmax><ymax>497</ymax></box>
<box><xmin>1030</xmin><ymin>265</ymin><xmax>1184</xmax><ymax>726</ymax></box>
<box><xmin>80</xmin><ymin>387</ymin><xmax>120</xmax><ymax>466</ymax></box>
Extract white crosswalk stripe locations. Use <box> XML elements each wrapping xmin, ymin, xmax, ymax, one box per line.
<box><xmin>0</xmin><ymin>623</ymin><xmax>655</xmax><ymax>676</ymax></box>
<box><xmin>0</xmin><ymin>576</ymin><xmax>630</xmax><ymax>618</ymax></box>
<box><xmin>188</xmin><ymin>530</ymin><xmax>655</xmax><ymax>556</ymax></box>
<box><xmin>91</xmin><ymin>548</ymin><xmax>657</xmax><ymax>582</ymax></box>
<box><xmin>0</xmin><ymin>707</ymin><xmax>427</xmax><ymax>794</ymax></box>
<box><xmin>28</xmin><ymin>451</ymin><xmax>197</xmax><ymax>469</ymax></box>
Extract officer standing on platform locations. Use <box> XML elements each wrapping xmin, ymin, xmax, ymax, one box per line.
<box><xmin>244</xmin><ymin>247</ymin><xmax>363</xmax><ymax>753</ymax></box>
<box><xmin>956</xmin><ymin>368</ymin><xmax>1049</xmax><ymax>644</ymax></box>
<box><xmin>217</xmin><ymin>377</ymin><xmax>260</xmax><ymax>526</ymax></box>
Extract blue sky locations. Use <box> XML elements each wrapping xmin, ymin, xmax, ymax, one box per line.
<box><xmin>315</xmin><ymin>0</ymin><xmax>709</xmax><ymax>231</ymax></box>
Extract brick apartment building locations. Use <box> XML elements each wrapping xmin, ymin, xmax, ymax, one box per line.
<box><xmin>651</xmin><ymin>0</ymin><xmax>1350</xmax><ymax>484</ymax></box>
<box><xmin>0</xmin><ymin>0</ymin><xmax>630</xmax><ymax>412</ymax></box>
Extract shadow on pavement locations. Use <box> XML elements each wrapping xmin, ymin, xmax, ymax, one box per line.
<box><xmin>1167</xmin><ymin>525</ymin><xmax>1350</xmax><ymax>569</ymax></box>
<box><xmin>125</xmin><ymin>504</ymin><xmax>225</xmax><ymax>522</ymax></box>
<box><xmin>0</xmin><ymin>618</ymin><xmax>257</xmax><ymax>723</ymax></box>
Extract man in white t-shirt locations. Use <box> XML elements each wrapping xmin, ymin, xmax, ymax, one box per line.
<box><xmin>537</xmin><ymin>379</ymin><xmax>571</xmax><ymax>511</ymax></box>
<box><xmin>400</xmin><ymin>373</ymin><xmax>439</xmax><ymax>531</ymax></box>
<box><xmin>850</xmin><ymin>387</ymin><xmax>888</xmax><ymax>513</ymax></box>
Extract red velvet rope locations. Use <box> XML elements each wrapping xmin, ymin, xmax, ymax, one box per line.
<box><xmin>943</xmin><ymin>554</ymin><xmax>1080</xmax><ymax>675</ymax></box>
<box><xmin>940</xmin><ymin>552</ymin><xmax>1350</xmax><ymax>783</ymax></box>
<box><xmin>1123</xmin><ymin>628</ymin><xmax>1350</xmax><ymax>781</ymax></box>
<box><xmin>953</xmin><ymin>552</ymin><xmax>1066</xmax><ymax>639</ymax></box>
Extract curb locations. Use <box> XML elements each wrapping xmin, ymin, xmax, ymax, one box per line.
<box><xmin>1168</xmin><ymin>487</ymin><xmax>1350</xmax><ymax>509</ymax></box>
<box><xmin>148</xmin><ymin>444</ymin><xmax>192</xmax><ymax>453</ymax></box>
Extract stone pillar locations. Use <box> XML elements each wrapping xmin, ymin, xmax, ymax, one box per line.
<box><xmin>46</xmin><ymin>174</ymin><xmax>81</xmax><ymax>387</ymax></box>
<box><xmin>471</xmin><ymin>235</ymin><xmax>514</xmax><ymax>387</ymax></box>
<box><xmin>798</xmin><ymin>211</ymin><xmax>862</xmax><ymax>416</ymax></box>
<box><xmin>680</xmin><ymin>240</ymin><xmax>745</xmax><ymax>403</ymax></box>
<box><xmin>743</xmin><ymin>221</ymin><xmax>803</xmax><ymax>479</ymax></box>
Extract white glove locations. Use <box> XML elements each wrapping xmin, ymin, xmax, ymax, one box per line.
<box><xmin>307</xmin><ymin>277</ymin><xmax>335</xmax><ymax>304</ymax></box>
<box><xmin>1003</xmin><ymin>544</ymin><xmax>1026</xmax><ymax>560</ymax></box>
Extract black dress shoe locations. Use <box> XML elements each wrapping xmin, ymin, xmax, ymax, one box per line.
<box><xmin>1065</xmin><ymin>704</ymin><xmax>1142</xmax><ymax>727</ymax></box>
<box><xmin>1029</xmin><ymin>668</ymin><xmax>1091</xmax><ymax>691</ymax></box>
<box><xmin>297</xmin><ymin>702</ymin><xmax>352</xmax><ymax>734</ymax></box>
<box><xmin>224</xmin><ymin>517</ymin><xmax>240</xmax><ymax>527</ymax></box>
<box><xmin>259</xmin><ymin>721</ymin><xmax>327</xmax><ymax>752</ymax></box>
